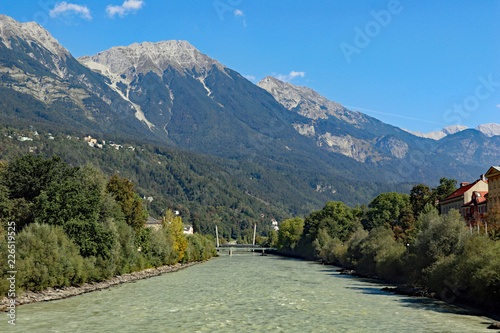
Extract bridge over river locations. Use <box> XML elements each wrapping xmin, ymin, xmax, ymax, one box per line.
<box><xmin>216</xmin><ymin>244</ymin><xmax>276</xmax><ymax>256</ymax></box>
<box><xmin>214</xmin><ymin>224</ymin><xmax>276</xmax><ymax>255</ymax></box>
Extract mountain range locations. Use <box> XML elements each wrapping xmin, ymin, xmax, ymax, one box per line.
<box><xmin>409</xmin><ymin>124</ymin><xmax>500</xmax><ymax>140</ymax></box>
<box><xmin>0</xmin><ymin>15</ymin><xmax>498</xmax><ymax>216</ymax></box>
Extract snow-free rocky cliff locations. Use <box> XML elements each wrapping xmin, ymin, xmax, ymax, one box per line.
<box><xmin>78</xmin><ymin>40</ymin><xmax>231</xmax><ymax>130</ymax></box>
<box><xmin>0</xmin><ymin>14</ymin><xmax>497</xmax><ymax>187</ymax></box>
<box><xmin>0</xmin><ymin>14</ymin><xmax>68</xmax><ymax>58</ymax></box>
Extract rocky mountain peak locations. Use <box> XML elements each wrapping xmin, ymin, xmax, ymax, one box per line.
<box><xmin>0</xmin><ymin>15</ymin><xmax>69</xmax><ymax>57</ymax></box>
<box><xmin>257</xmin><ymin>76</ymin><xmax>368</xmax><ymax>126</ymax></box>
<box><xmin>442</xmin><ymin>125</ymin><xmax>468</xmax><ymax>135</ymax></box>
<box><xmin>78</xmin><ymin>40</ymin><xmax>223</xmax><ymax>80</ymax></box>
<box><xmin>476</xmin><ymin>123</ymin><xmax>500</xmax><ymax>137</ymax></box>
<box><xmin>408</xmin><ymin>123</ymin><xmax>500</xmax><ymax>140</ymax></box>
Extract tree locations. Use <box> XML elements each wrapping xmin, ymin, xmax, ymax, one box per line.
<box><xmin>304</xmin><ymin>201</ymin><xmax>360</xmax><ymax>242</ymax></box>
<box><xmin>106</xmin><ymin>174</ymin><xmax>147</xmax><ymax>234</ymax></box>
<box><xmin>366</xmin><ymin>193</ymin><xmax>411</xmax><ymax>230</ymax></box>
<box><xmin>431</xmin><ymin>177</ymin><xmax>457</xmax><ymax>210</ymax></box>
<box><xmin>410</xmin><ymin>184</ymin><xmax>432</xmax><ymax>218</ymax></box>
<box><xmin>0</xmin><ymin>155</ymin><xmax>77</xmax><ymax>230</ymax></box>
<box><xmin>266</xmin><ymin>229</ymin><xmax>278</xmax><ymax>248</ymax></box>
<box><xmin>30</xmin><ymin>164</ymin><xmax>115</xmax><ymax>259</ymax></box>
<box><xmin>1</xmin><ymin>155</ymin><xmax>75</xmax><ymax>202</ymax></box>
<box><xmin>163</xmin><ymin>209</ymin><xmax>188</xmax><ymax>262</ymax></box>
<box><xmin>33</xmin><ymin>164</ymin><xmax>104</xmax><ymax>227</ymax></box>
<box><xmin>277</xmin><ymin>217</ymin><xmax>304</xmax><ymax>250</ymax></box>
<box><xmin>486</xmin><ymin>204</ymin><xmax>500</xmax><ymax>240</ymax></box>
<box><xmin>411</xmin><ymin>208</ymin><xmax>469</xmax><ymax>277</ymax></box>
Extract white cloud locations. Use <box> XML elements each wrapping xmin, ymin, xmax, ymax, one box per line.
<box><xmin>50</xmin><ymin>2</ymin><xmax>92</xmax><ymax>20</ymax></box>
<box><xmin>244</xmin><ymin>75</ymin><xmax>256</xmax><ymax>81</ymax></box>
<box><xmin>234</xmin><ymin>9</ymin><xmax>244</xmax><ymax>17</ymax></box>
<box><xmin>496</xmin><ymin>104</ymin><xmax>500</xmax><ymax>108</ymax></box>
<box><xmin>276</xmin><ymin>71</ymin><xmax>306</xmax><ymax>82</ymax></box>
<box><xmin>106</xmin><ymin>0</ymin><xmax>145</xmax><ymax>18</ymax></box>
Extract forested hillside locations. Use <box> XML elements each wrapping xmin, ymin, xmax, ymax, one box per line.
<box><xmin>0</xmin><ymin>124</ymin><xmax>410</xmax><ymax>240</ymax></box>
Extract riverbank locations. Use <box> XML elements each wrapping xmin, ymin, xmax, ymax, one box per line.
<box><xmin>0</xmin><ymin>259</ymin><xmax>210</xmax><ymax>311</ymax></box>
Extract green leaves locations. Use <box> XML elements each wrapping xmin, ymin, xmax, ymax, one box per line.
<box><xmin>106</xmin><ymin>174</ymin><xmax>147</xmax><ymax>234</ymax></box>
<box><xmin>277</xmin><ymin>217</ymin><xmax>304</xmax><ymax>250</ymax></box>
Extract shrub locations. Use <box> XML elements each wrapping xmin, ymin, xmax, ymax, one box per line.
<box><xmin>410</xmin><ymin>209</ymin><xmax>469</xmax><ymax>284</ymax></box>
<box><xmin>147</xmin><ymin>227</ymin><xmax>176</xmax><ymax>267</ymax></box>
<box><xmin>16</xmin><ymin>223</ymin><xmax>89</xmax><ymax>292</ymax></box>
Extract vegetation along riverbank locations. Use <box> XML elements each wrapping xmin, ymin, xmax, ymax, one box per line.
<box><xmin>270</xmin><ymin>178</ymin><xmax>500</xmax><ymax>318</ymax></box>
<box><xmin>0</xmin><ymin>155</ymin><xmax>217</xmax><ymax>306</ymax></box>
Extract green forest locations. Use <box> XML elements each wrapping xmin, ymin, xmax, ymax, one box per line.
<box><xmin>273</xmin><ymin>180</ymin><xmax>500</xmax><ymax>312</ymax></box>
<box><xmin>0</xmin><ymin>154</ymin><xmax>216</xmax><ymax>296</ymax></box>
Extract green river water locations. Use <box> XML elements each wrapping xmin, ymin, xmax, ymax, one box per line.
<box><xmin>2</xmin><ymin>252</ymin><xmax>497</xmax><ymax>332</ymax></box>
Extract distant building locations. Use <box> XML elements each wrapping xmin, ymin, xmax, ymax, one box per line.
<box><xmin>183</xmin><ymin>225</ymin><xmax>194</xmax><ymax>235</ymax></box>
<box><xmin>145</xmin><ymin>216</ymin><xmax>161</xmax><ymax>229</ymax></box>
<box><xmin>462</xmin><ymin>191</ymin><xmax>488</xmax><ymax>227</ymax></box>
<box><xmin>271</xmin><ymin>219</ymin><xmax>279</xmax><ymax>232</ymax></box>
<box><xmin>485</xmin><ymin>166</ymin><xmax>500</xmax><ymax>211</ymax></box>
<box><xmin>440</xmin><ymin>176</ymin><xmax>488</xmax><ymax>216</ymax></box>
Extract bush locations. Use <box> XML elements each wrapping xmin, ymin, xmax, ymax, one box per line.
<box><xmin>354</xmin><ymin>227</ymin><xmax>405</xmax><ymax>281</ymax></box>
<box><xmin>16</xmin><ymin>224</ymin><xmax>90</xmax><ymax>292</ymax></box>
<box><xmin>184</xmin><ymin>233</ymin><xmax>216</xmax><ymax>262</ymax></box>
<box><xmin>312</xmin><ymin>228</ymin><xmax>345</xmax><ymax>265</ymax></box>
<box><xmin>452</xmin><ymin>235</ymin><xmax>500</xmax><ymax>304</ymax></box>
<box><xmin>344</xmin><ymin>228</ymin><xmax>369</xmax><ymax>267</ymax></box>
<box><xmin>410</xmin><ymin>209</ymin><xmax>469</xmax><ymax>284</ymax></box>
<box><xmin>147</xmin><ymin>227</ymin><xmax>176</xmax><ymax>267</ymax></box>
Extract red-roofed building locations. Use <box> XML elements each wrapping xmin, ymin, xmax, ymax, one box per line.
<box><xmin>462</xmin><ymin>191</ymin><xmax>488</xmax><ymax>227</ymax></box>
<box><xmin>440</xmin><ymin>176</ymin><xmax>488</xmax><ymax>216</ymax></box>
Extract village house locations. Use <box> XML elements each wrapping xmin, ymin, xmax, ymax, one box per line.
<box><xmin>271</xmin><ymin>219</ymin><xmax>279</xmax><ymax>232</ymax></box>
<box><xmin>145</xmin><ymin>216</ymin><xmax>162</xmax><ymax>229</ymax></box>
<box><xmin>440</xmin><ymin>175</ymin><xmax>488</xmax><ymax>216</ymax></box>
<box><xmin>84</xmin><ymin>135</ymin><xmax>105</xmax><ymax>148</ymax></box>
<box><xmin>485</xmin><ymin>166</ymin><xmax>500</xmax><ymax>212</ymax></box>
<box><xmin>17</xmin><ymin>136</ymin><xmax>33</xmax><ymax>142</ymax></box>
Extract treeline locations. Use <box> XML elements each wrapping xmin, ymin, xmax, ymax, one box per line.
<box><xmin>0</xmin><ymin>155</ymin><xmax>216</xmax><ymax>296</ymax></box>
<box><xmin>275</xmin><ymin>179</ymin><xmax>500</xmax><ymax>310</ymax></box>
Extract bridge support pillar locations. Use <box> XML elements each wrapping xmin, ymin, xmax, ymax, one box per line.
<box><xmin>229</xmin><ymin>249</ymin><xmax>233</xmax><ymax>256</ymax></box>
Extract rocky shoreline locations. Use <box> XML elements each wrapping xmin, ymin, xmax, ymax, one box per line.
<box><xmin>0</xmin><ymin>260</ymin><xmax>208</xmax><ymax>311</ymax></box>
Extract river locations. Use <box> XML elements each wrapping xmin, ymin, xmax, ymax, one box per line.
<box><xmin>2</xmin><ymin>252</ymin><xmax>496</xmax><ymax>332</ymax></box>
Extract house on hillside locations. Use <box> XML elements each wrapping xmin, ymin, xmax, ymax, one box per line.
<box><xmin>271</xmin><ymin>219</ymin><xmax>279</xmax><ymax>232</ymax></box>
<box><xmin>183</xmin><ymin>225</ymin><xmax>193</xmax><ymax>235</ymax></box>
<box><xmin>440</xmin><ymin>176</ymin><xmax>488</xmax><ymax>216</ymax></box>
<box><xmin>462</xmin><ymin>191</ymin><xmax>488</xmax><ymax>228</ymax></box>
<box><xmin>485</xmin><ymin>166</ymin><xmax>500</xmax><ymax>211</ymax></box>
<box><xmin>145</xmin><ymin>216</ymin><xmax>162</xmax><ymax>229</ymax></box>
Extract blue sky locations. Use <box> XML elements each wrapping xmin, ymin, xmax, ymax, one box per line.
<box><xmin>2</xmin><ymin>1</ymin><xmax>499</xmax><ymax>133</ymax></box>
